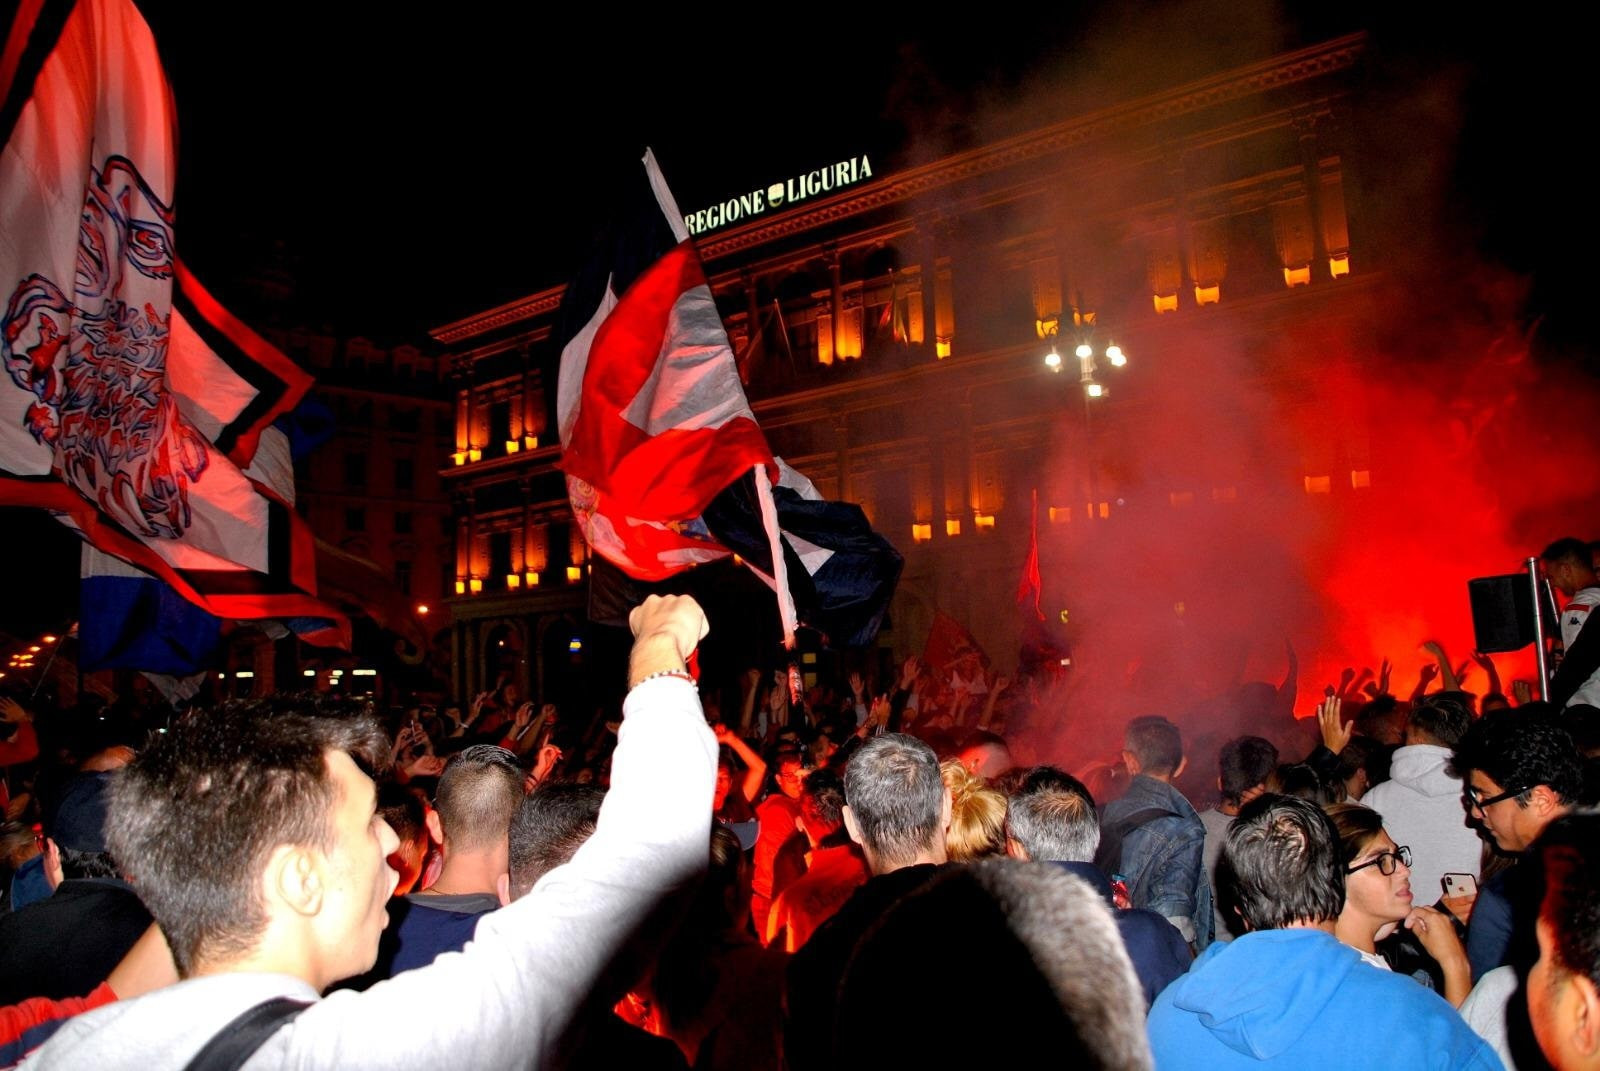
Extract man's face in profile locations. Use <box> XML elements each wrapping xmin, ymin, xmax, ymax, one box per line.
<box><xmin>316</xmin><ymin>751</ymin><xmax>399</xmax><ymax>984</ymax></box>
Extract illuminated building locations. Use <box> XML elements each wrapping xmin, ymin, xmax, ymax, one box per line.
<box><xmin>435</xmin><ymin>35</ymin><xmax>1376</xmax><ymax>700</ymax></box>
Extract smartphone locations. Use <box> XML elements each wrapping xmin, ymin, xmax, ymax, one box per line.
<box><xmin>1441</xmin><ymin>872</ymin><xmax>1478</xmax><ymax>899</ymax></box>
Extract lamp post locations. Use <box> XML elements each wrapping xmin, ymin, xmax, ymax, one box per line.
<box><xmin>1041</xmin><ymin>318</ymin><xmax>1127</xmax><ymax>400</ymax></box>
<box><xmin>1041</xmin><ymin>318</ymin><xmax>1129</xmax><ymax>522</ymax></box>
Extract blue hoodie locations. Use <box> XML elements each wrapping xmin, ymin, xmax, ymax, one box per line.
<box><xmin>1147</xmin><ymin>928</ymin><xmax>1502</xmax><ymax>1070</ymax></box>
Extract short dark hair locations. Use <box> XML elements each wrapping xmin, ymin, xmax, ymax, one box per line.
<box><xmin>1124</xmin><ymin>716</ymin><xmax>1183</xmax><ymax>776</ymax></box>
<box><xmin>799</xmin><ymin>767</ymin><xmax>846</xmax><ymax>834</ymax></box>
<box><xmin>1541</xmin><ymin>537</ymin><xmax>1593</xmax><ymax>568</ymax></box>
<box><xmin>434</xmin><ymin>745</ymin><xmax>524</xmax><ymax>854</ymax></box>
<box><xmin>106</xmin><ymin>698</ymin><xmax>388</xmax><ymax>975</ymax></box>
<box><xmin>1270</xmin><ymin>762</ymin><xmax>1342</xmax><ymax>806</ymax></box>
<box><xmin>377</xmin><ymin>783</ymin><xmax>427</xmax><ymax>851</ymax></box>
<box><xmin>843</xmin><ymin>734</ymin><xmax>945</xmax><ymax>867</ymax></box>
<box><xmin>1217</xmin><ymin>736</ymin><xmax>1279</xmax><ymax>806</ymax></box>
<box><xmin>1218</xmin><ymin>794</ymin><xmax>1345</xmax><ymax>932</ymax></box>
<box><xmin>835</xmin><ymin>861</ymin><xmax>1150</xmax><ymax>1069</ymax></box>
<box><xmin>507</xmin><ymin>782</ymin><xmax>605</xmax><ymax>899</ymax></box>
<box><xmin>1005</xmin><ymin>767</ymin><xmax>1100</xmax><ymax>863</ymax></box>
<box><xmin>1535</xmin><ymin>811</ymin><xmax>1600</xmax><ymax>992</ymax></box>
<box><xmin>1452</xmin><ymin>706</ymin><xmax>1584</xmax><ymax>806</ymax></box>
<box><xmin>1408</xmin><ymin>696</ymin><xmax>1471</xmax><ymax>748</ymax></box>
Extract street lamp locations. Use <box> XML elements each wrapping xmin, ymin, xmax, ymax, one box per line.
<box><xmin>1041</xmin><ymin>317</ymin><xmax>1128</xmax><ymax>399</ymax></box>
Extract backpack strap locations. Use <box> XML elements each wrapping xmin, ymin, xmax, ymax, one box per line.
<box><xmin>181</xmin><ymin>996</ymin><xmax>311</xmax><ymax>1071</ymax></box>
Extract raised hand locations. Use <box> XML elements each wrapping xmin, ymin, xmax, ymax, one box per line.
<box><xmin>900</xmin><ymin>655</ymin><xmax>921</xmax><ymax>690</ymax></box>
<box><xmin>1317</xmin><ymin>694</ymin><xmax>1352</xmax><ymax>755</ymax></box>
<box><xmin>0</xmin><ymin>696</ymin><xmax>27</xmax><ymax>723</ymax></box>
<box><xmin>1337</xmin><ymin>667</ymin><xmax>1356</xmax><ymax>698</ymax></box>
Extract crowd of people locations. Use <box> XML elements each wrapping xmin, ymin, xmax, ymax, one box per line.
<box><xmin>0</xmin><ymin>535</ymin><xmax>1597</xmax><ymax>1069</ymax></box>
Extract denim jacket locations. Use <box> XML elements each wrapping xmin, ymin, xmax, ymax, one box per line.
<box><xmin>1102</xmin><ymin>774</ymin><xmax>1214</xmax><ymax>950</ymax></box>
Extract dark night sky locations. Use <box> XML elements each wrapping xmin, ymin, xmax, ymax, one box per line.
<box><xmin>136</xmin><ymin>2</ymin><xmax>1597</xmax><ymax>346</ymax></box>
<box><xmin>119</xmin><ymin>3</ymin><xmax>1593</xmax><ymax>360</ymax></box>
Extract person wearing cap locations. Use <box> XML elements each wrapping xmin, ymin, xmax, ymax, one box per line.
<box><xmin>0</xmin><ymin>771</ymin><xmax>152</xmax><ymax>1003</ymax></box>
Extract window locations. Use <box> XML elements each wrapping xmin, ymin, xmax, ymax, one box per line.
<box><xmin>394</xmin><ymin>560</ymin><xmax>412</xmax><ymax>595</ymax></box>
<box><xmin>345</xmin><ymin>507</ymin><xmax>366</xmax><ymax>532</ymax></box>
<box><xmin>394</xmin><ymin>458</ymin><xmax>414</xmax><ymax>492</ymax></box>
<box><xmin>394</xmin><ymin>511</ymin><xmax>413</xmax><ymax>535</ymax></box>
<box><xmin>344</xmin><ymin>452</ymin><xmax>367</xmax><ymax>490</ymax></box>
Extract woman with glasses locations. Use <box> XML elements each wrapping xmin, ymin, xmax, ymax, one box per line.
<box><xmin>1325</xmin><ymin>803</ymin><xmax>1473</xmax><ymax>1007</ymax></box>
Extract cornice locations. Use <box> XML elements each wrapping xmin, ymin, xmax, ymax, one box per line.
<box><xmin>429</xmin><ymin>33</ymin><xmax>1364</xmax><ymax>347</ymax></box>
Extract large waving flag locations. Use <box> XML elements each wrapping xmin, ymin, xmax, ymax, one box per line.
<box><xmin>0</xmin><ymin>0</ymin><xmax>348</xmax><ymax>669</ymax></box>
<box><xmin>557</xmin><ymin>151</ymin><xmax>900</xmax><ymax>647</ymax></box>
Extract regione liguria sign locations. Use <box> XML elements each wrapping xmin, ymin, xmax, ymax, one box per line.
<box><xmin>684</xmin><ymin>155</ymin><xmax>873</xmax><ymax>236</ymax></box>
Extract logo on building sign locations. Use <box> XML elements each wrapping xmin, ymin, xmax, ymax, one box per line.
<box><xmin>684</xmin><ymin>155</ymin><xmax>873</xmax><ymax>236</ymax></box>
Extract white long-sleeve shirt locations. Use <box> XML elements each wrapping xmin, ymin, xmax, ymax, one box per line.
<box><xmin>25</xmin><ymin>677</ymin><xmax>715</xmax><ymax>1070</ymax></box>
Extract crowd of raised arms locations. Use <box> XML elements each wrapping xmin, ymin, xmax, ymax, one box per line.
<box><xmin>0</xmin><ymin>535</ymin><xmax>1597</xmax><ymax>1070</ymax></box>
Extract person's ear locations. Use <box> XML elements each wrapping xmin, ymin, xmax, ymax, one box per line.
<box><xmin>941</xmin><ymin>787</ymin><xmax>953</xmax><ymax>833</ymax></box>
<box><xmin>1573</xmin><ymin>972</ymin><xmax>1600</xmax><ymax>1058</ymax></box>
<box><xmin>1005</xmin><ymin>836</ymin><xmax>1029</xmax><ymax>861</ymax></box>
<box><xmin>1174</xmin><ymin>756</ymin><xmax>1188</xmax><ymax>780</ymax></box>
<box><xmin>842</xmin><ymin>805</ymin><xmax>863</xmax><ymax>847</ymax></box>
<box><xmin>1528</xmin><ymin>784</ymin><xmax>1564</xmax><ymax>822</ymax></box>
<box><xmin>42</xmin><ymin>837</ymin><xmax>63</xmax><ymax>891</ymax></box>
<box><xmin>495</xmin><ymin>872</ymin><xmax>511</xmax><ymax>908</ymax></box>
<box><xmin>424</xmin><ymin>808</ymin><xmax>444</xmax><ymax>848</ymax></box>
<box><xmin>266</xmin><ymin>843</ymin><xmax>324</xmax><ymax>918</ymax></box>
<box><xmin>1122</xmin><ymin>749</ymin><xmax>1142</xmax><ymax>777</ymax></box>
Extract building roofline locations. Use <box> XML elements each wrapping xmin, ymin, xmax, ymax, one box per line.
<box><xmin>428</xmin><ymin>33</ymin><xmax>1365</xmax><ymax>347</ymax></box>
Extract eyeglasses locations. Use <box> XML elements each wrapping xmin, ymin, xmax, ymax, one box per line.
<box><xmin>1465</xmin><ymin>784</ymin><xmax>1524</xmax><ymax>812</ymax></box>
<box><xmin>1347</xmin><ymin>845</ymin><xmax>1412</xmax><ymax>876</ymax></box>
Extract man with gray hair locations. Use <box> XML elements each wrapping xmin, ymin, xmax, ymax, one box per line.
<box><xmin>783</xmin><ymin>733</ymin><xmax>949</xmax><ymax>1071</ymax></box>
<box><xmin>1005</xmin><ymin>766</ymin><xmax>1191</xmax><ymax>1005</ymax></box>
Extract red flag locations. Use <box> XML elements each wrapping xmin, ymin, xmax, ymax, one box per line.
<box><xmin>1017</xmin><ymin>488</ymin><xmax>1045</xmax><ymax>620</ymax></box>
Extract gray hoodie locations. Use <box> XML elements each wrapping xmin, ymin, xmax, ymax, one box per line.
<box><xmin>1360</xmin><ymin>744</ymin><xmax>1483</xmax><ymax>903</ymax></box>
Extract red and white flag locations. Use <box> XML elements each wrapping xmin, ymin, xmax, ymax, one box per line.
<box><xmin>0</xmin><ymin>0</ymin><xmax>347</xmax><ymax>651</ymax></box>
<box><xmin>557</xmin><ymin>151</ymin><xmax>795</xmax><ymax>633</ymax></box>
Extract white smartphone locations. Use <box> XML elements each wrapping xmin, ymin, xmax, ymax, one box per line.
<box><xmin>1441</xmin><ymin>872</ymin><xmax>1478</xmax><ymax>898</ymax></box>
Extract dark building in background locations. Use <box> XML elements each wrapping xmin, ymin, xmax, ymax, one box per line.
<box><xmin>215</xmin><ymin>329</ymin><xmax>455</xmax><ymax>696</ymax></box>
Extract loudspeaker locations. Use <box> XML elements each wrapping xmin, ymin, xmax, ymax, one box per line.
<box><xmin>1468</xmin><ymin>574</ymin><xmax>1537</xmax><ymax>653</ymax></box>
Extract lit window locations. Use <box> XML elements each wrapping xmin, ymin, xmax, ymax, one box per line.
<box><xmin>1351</xmin><ymin>469</ymin><xmax>1371</xmax><ymax>489</ymax></box>
<box><xmin>1304</xmin><ymin>475</ymin><xmax>1331</xmax><ymax>495</ymax></box>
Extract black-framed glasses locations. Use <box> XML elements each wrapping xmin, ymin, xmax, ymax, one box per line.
<box><xmin>1348</xmin><ymin>845</ymin><xmax>1412</xmax><ymax>876</ymax></box>
<box><xmin>1465</xmin><ymin>784</ymin><xmax>1524</xmax><ymax>812</ymax></box>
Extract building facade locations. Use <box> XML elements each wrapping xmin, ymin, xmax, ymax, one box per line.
<box><xmin>434</xmin><ymin>34</ymin><xmax>1381</xmax><ymax>703</ymax></box>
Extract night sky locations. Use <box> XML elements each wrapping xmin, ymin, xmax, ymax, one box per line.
<box><xmin>127</xmin><ymin>3</ymin><xmax>1593</xmax><ymax>357</ymax></box>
